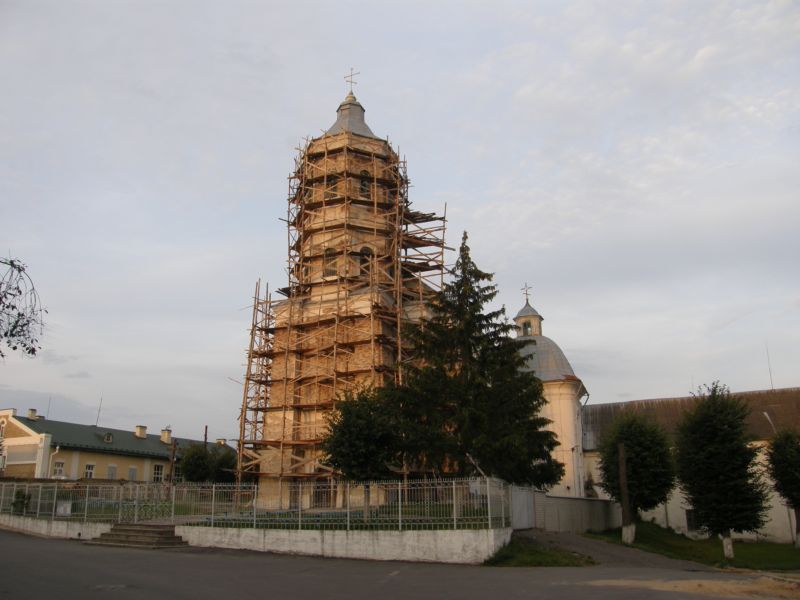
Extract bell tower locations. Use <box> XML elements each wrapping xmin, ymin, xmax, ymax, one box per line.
<box><xmin>237</xmin><ymin>91</ymin><xmax>446</xmax><ymax>496</ymax></box>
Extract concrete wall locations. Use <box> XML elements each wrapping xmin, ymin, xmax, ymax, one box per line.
<box><xmin>0</xmin><ymin>514</ymin><xmax>111</xmax><ymax>540</ymax></box>
<box><xmin>175</xmin><ymin>525</ymin><xmax>512</xmax><ymax>564</ymax></box>
<box><xmin>510</xmin><ymin>485</ymin><xmax>621</xmax><ymax>533</ymax></box>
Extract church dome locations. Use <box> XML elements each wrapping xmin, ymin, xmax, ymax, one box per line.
<box><xmin>324</xmin><ymin>91</ymin><xmax>378</xmax><ymax>138</ymax></box>
<box><xmin>515</xmin><ymin>301</ymin><xmax>541</xmax><ymax>320</ymax></box>
<box><xmin>518</xmin><ymin>336</ymin><xmax>577</xmax><ymax>382</ymax></box>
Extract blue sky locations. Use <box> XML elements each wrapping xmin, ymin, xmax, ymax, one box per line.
<box><xmin>1</xmin><ymin>1</ymin><xmax>798</xmax><ymax>442</ymax></box>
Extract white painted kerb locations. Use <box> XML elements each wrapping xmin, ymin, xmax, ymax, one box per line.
<box><xmin>0</xmin><ymin>514</ymin><xmax>111</xmax><ymax>540</ymax></box>
<box><xmin>175</xmin><ymin>526</ymin><xmax>512</xmax><ymax>564</ymax></box>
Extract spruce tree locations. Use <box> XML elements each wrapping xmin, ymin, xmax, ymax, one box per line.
<box><xmin>598</xmin><ymin>413</ymin><xmax>675</xmax><ymax>543</ymax></box>
<box><xmin>676</xmin><ymin>382</ymin><xmax>769</xmax><ymax>559</ymax></box>
<box><xmin>404</xmin><ymin>232</ymin><xmax>563</xmax><ymax>486</ymax></box>
<box><xmin>766</xmin><ymin>429</ymin><xmax>800</xmax><ymax>548</ymax></box>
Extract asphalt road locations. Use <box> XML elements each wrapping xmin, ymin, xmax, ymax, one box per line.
<box><xmin>0</xmin><ymin>529</ymin><xmax>784</xmax><ymax>600</ymax></box>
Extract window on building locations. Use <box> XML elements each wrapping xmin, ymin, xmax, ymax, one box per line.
<box><xmin>359</xmin><ymin>171</ymin><xmax>371</xmax><ymax>198</ymax></box>
<box><xmin>128</xmin><ymin>466</ymin><xmax>138</xmax><ymax>481</ymax></box>
<box><xmin>153</xmin><ymin>464</ymin><xmax>164</xmax><ymax>483</ymax></box>
<box><xmin>103</xmin><ymin>432</ymin><xmax>113</xmax><ymax>443</ymax></box>
<box><xmin>323</xmin><ymin>248</ymin><xmax>337</xmax><ymax>278</ymax></box>
<box><xmin>107</xmin><ymin>465</ymin><xmax>117</xmax><ymax>479</ymax></box>
<box><xmin>522</xmin><ymin>321</ymin><xmax>532</xmax><ymax>336</ymax></box>
<box><xmin>324</xmin><ymin>175</ymin><xmax>338</xmax><ymax>199</ymax></box>
<box><xmin>0</xmin><ymin>419</ymin><xmax>6</xmax><ymax>438</ymax></box>
<box><xmin>52</xmin><ymin>461</ymin><xmax>65</xmax><ymax>477</ymax></box>
<box><xmin>685</xmin><ymin>509</ymin><xmax>698</xmax><ymax>532</ymax></box>
<box><xmin>360</xmin><ymin>247</ymin><xmax>373</xmax><ymax>277</ymax></box>
<box><xmin>84</xmin><ymin>464</ymin><xmax>95</xmax><ymax>479</ymax></box>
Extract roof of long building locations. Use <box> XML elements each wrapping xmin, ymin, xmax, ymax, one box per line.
<box><xmin>582</xmin><ymin>387</ymin><xmax>800</xmax><ymax>450</ymax></box>
<box><xmin>13</xmin><ymin>416</ymin><xmax>210</xmax><ymax>459</ymax></box>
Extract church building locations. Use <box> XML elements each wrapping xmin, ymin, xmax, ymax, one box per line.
<box><xmin>513</xmin><ymin>295</ymin><xmax>588</xmax><ymax>497</ymax></box>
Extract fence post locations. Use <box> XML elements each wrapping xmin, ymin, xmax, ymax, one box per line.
<box><xmin>36</xmin><ymin>485</ymin><xmax>42</xmax><ymax>518</ymax></box>
<box><xmin>346</xmin><ymin>483</ymin><xmax>350</xmax><ymax>532</ymax></box>
<box><xmin>501</xmin><ymin>482</ymin><xmax>506</xmax><ymax>527</ymax></box>
<box><xmin>83</xmin><ymin>486</ymin><xmax>89</xmax><ymax>523</ymax></box>
<box><xmin>52</xmin><ymin>483</ymin><xmax>58</xmax><ymax>520</ymax></box>
<box><xmin>117</xmin><ymin>485</ymin><xmax>122</xmax><ymax>523</ymax></box>
<box><xmin>452</xmin><ymin>480</ymin><xmax>457</xmax><ymax>530</ymax></box>
<box><xmin>0</xmin><ymin>483</ymin><xmax>5</xmax><ymax>513</ymax></box>
<box><xmin>252</xmin><ymin>485</ymin><xmax>257</xmax><ymax>528</ymax></box>
<box><xmin>298</xmin><ymin>482</ymin><xmax>302</xmax><ymax>530</ymax></box>
<box><xmin>211</xmin><ymin>484</ymin><xmax>216</xmax><ymax>528</ymax></box>
<box><xmin>171</xmin><ymin>485</ymin><xmax>176</xmax><ymax>524</ymax></box>
<box><xmin>398</xmin><ymin>482</ymin><xmax>402</xmax><ymax>531</ymax></box>
<box><xmin>134</xmin><ymin>485</ymin><xmax>139</xmax><ymax>523</ymax></box>
<box><xmin>485</xmin><ymin>477</ymin><xmax>492</xmax><ymax>528</ymax></box>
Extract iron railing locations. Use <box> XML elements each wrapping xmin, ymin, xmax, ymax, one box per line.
<box><xmin>0</xmin><ymin>478</ymin><xmax>510</xmax><ymax>530</ymax></box>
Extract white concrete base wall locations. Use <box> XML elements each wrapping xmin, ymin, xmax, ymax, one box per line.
<box><xmin>175</xmin><ymin>526</ymin><xmax>512</xmax><ymax>564</ymax></box>
<box><xmin>0</xmin><ymin>514</ymin><xmax>111</xmax><ymax>540</ymax></box>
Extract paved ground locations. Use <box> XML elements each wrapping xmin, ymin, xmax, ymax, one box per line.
<box><xmin>514</xmin><ymin>529</ymin><xmax>714</xmax><ymax>570</ymax></box>
<box><xmin>0</xmin><ymin>529</ymin><xmax>796</xmax><ymax>600</ymax></box>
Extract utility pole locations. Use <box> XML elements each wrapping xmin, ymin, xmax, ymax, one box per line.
<box><xmin>618</xmin><ymin>442</ymin><xmax>635</xmax><ymax>544</ymax></box>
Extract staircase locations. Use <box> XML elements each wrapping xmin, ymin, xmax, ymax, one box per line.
<box><xmin>86</xmin><ymin>523</ymin><xmax>188</xmax><ymax>549</ymax></box>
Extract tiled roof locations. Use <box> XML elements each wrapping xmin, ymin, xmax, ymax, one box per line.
<box><xmin>582</xmin><ymin>387</ymin><xmax>800</xmax><ymax>450</ymax></box>
<box><xmin>16</xmin><ymin>417</ymin><xmax>210</xmax><ymax>459</ymax></box>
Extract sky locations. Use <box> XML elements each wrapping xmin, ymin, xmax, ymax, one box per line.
<box><xmin>1</xmin><ymin>0</ymin><xmax>798</xmax><ymax>443</ymax></box>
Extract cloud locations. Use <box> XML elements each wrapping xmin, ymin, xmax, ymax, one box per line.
<box><xmin>64</xmin><ymin>370</ymin><xmax>91</xmax><ymax>379</ymax></box>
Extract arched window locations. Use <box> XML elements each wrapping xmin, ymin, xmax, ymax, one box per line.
<box><xmin>359</xmin><ymin>171</ymin><xmax>371</xmax><ymax>198</ymax></box>
<box><xmin>522</xmin><ymin>321</ymin><xmax>532</xmax><ymax>336</ymax></box>
<box><xmin>323</xmin><ymin>248</ymin><xmax>337</xmax><ymax>277</ymax></box>
<box><xmin>359</xmin><ymin>247</ymin><xmax>373</xmax><ymax>277</ymax></box>
<box><xmin>325</xmin><ymin>175</ymin><xmax>338</xmax><ymax>199</ymax></box>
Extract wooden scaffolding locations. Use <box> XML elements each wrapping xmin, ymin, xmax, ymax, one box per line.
<box><xmin>237</xmin><ymin>127</ymin><xmax>445</xmax><ymax>485</ymax></box>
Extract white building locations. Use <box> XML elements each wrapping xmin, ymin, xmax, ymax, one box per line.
<box><xmin>513</xmin><ymin>298</ymin><xmax>587</xmax><ymax>497</ymax></box>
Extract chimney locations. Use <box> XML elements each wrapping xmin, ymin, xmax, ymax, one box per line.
<box><xmin>27</xmin><ymin>408</ymin><xmax>38</xmax><ymax>420</ymax></box>
<box><xmin>215</xmin><ymin>438</ymin><xmax>227</xmax><ymax>446</ymax></box>
<box><xmin>160</xmin><ymin>428</ymin><xmax>172</xmax><ymax>444</ymax></box>
<box><xmin>134</xmin><ymin>425</ymin><xmax>147</xmax><ymax>439</ymax></box>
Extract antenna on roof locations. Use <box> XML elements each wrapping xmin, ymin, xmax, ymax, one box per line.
<box><xmin>765</xmin><ymin>342</ymin><xmax>775</xmax><ymax>390</ymax></box>
<box><xmin>95</xmin><ymin>394</ymin><xmax>103</xmax><ymax>427</ymax></box>
<box><xmin>46</xmin><ymin>395</ymin><xmax>51</xmax><ymax>419</ymax></box>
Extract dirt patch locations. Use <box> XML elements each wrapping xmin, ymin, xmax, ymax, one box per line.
<box><xmin>583</xmin><ymin>576</ymin><xmax>800</xmax><ymax>599</ymax></box>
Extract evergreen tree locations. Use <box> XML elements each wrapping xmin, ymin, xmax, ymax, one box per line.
<box><xmin>404</xmin><ymin>232</ymin><xmax>563</xmax><ymax>486</ymax></box>
<box><xmin>766</xmin><ymin>429</ymin><xmax>800</xmax><ymax>548</ymax></box>
<box><xmin>676</xmin><ymin>382</ymin><xmax>769</xmax><ymax>559</ymax></box>
<box><xmin>180</xmin><ymin>443</ymin><xmax>212</xmax><ymax>482</ymax></box>
<box><xmin>598</xmin><ymin>413</ymin><xmax>675</xmax><ymax>542</ymax></box>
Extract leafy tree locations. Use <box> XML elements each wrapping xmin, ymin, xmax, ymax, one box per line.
<box><xmin>181</xmin><ymin>443</ymin><xmax>212</xmax><ymax>482</ymax></box>
<box><xmin>1</xmin><ymin>258</ymin><xmax>46</xmax><ymax>358</ymax></box>
<box><xmin>211</xmin><ymin>444</ymin><xmax>237</xmax><ymax>483</ymax></box>
<box><xmin>766</xmin><ymin>429</ymin><xmax>800</xmax><ymax>548</ymax></box>
<box><xmin>322</xmin><ymin>388</ymin><xmax>400</xmax><ymax>480</ymax></box>
<box><xmin>676</xmin><ymin>382</ymin><xmax>769</xmax><ymax>559</ymax></box>
<box><xmin>181</xmin><ymin>443</ymin><xmax>238</xmax><ymax>482</ymax></box>
<box><xmin>403</xmin><ymin>232</ymin><xmax>563</xmax><ymax>486</ymax></box>
<box><xmin>598</xmin><ymin>413</ymin><xmax>675</xmax><ymax>542</ymax></box>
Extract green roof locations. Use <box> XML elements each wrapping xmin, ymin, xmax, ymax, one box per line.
<box><xmin>16</xmin><ymin>417</ymin><xmax>213</xmax><ymax>460</ymax></box>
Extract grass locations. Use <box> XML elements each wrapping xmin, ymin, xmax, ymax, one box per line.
<box><xmin>588</xmin><ymin>521</ymin><xmax>800</xmax><ymax>571</ymax></box>
<box><xmin>485</xmin><ymin>538</ymin><xmax>596</xmax><ymax>567</ymax></box>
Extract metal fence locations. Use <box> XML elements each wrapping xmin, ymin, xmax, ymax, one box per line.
<box><xmin>0</xmin><ymin>478</ymin><xmax>509</xmax><ymax>531</ymax></box>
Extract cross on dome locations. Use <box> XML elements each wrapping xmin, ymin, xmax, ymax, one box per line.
<box><xmin>344</xmin><ymin>68</ymin><xmax>360</xmax><ymax>94</ymax></box>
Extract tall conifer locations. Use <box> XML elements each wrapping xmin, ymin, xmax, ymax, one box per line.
<box><xmin>676</xmin><ymin>382</ymin><xmax>769</xmax><ymax>559</ymax></box>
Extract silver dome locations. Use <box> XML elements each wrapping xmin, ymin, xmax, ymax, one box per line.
<box><xmin>518</xmin><ymin>335</ymin><xmax>577</xmax><ymax>382</ymax></box>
